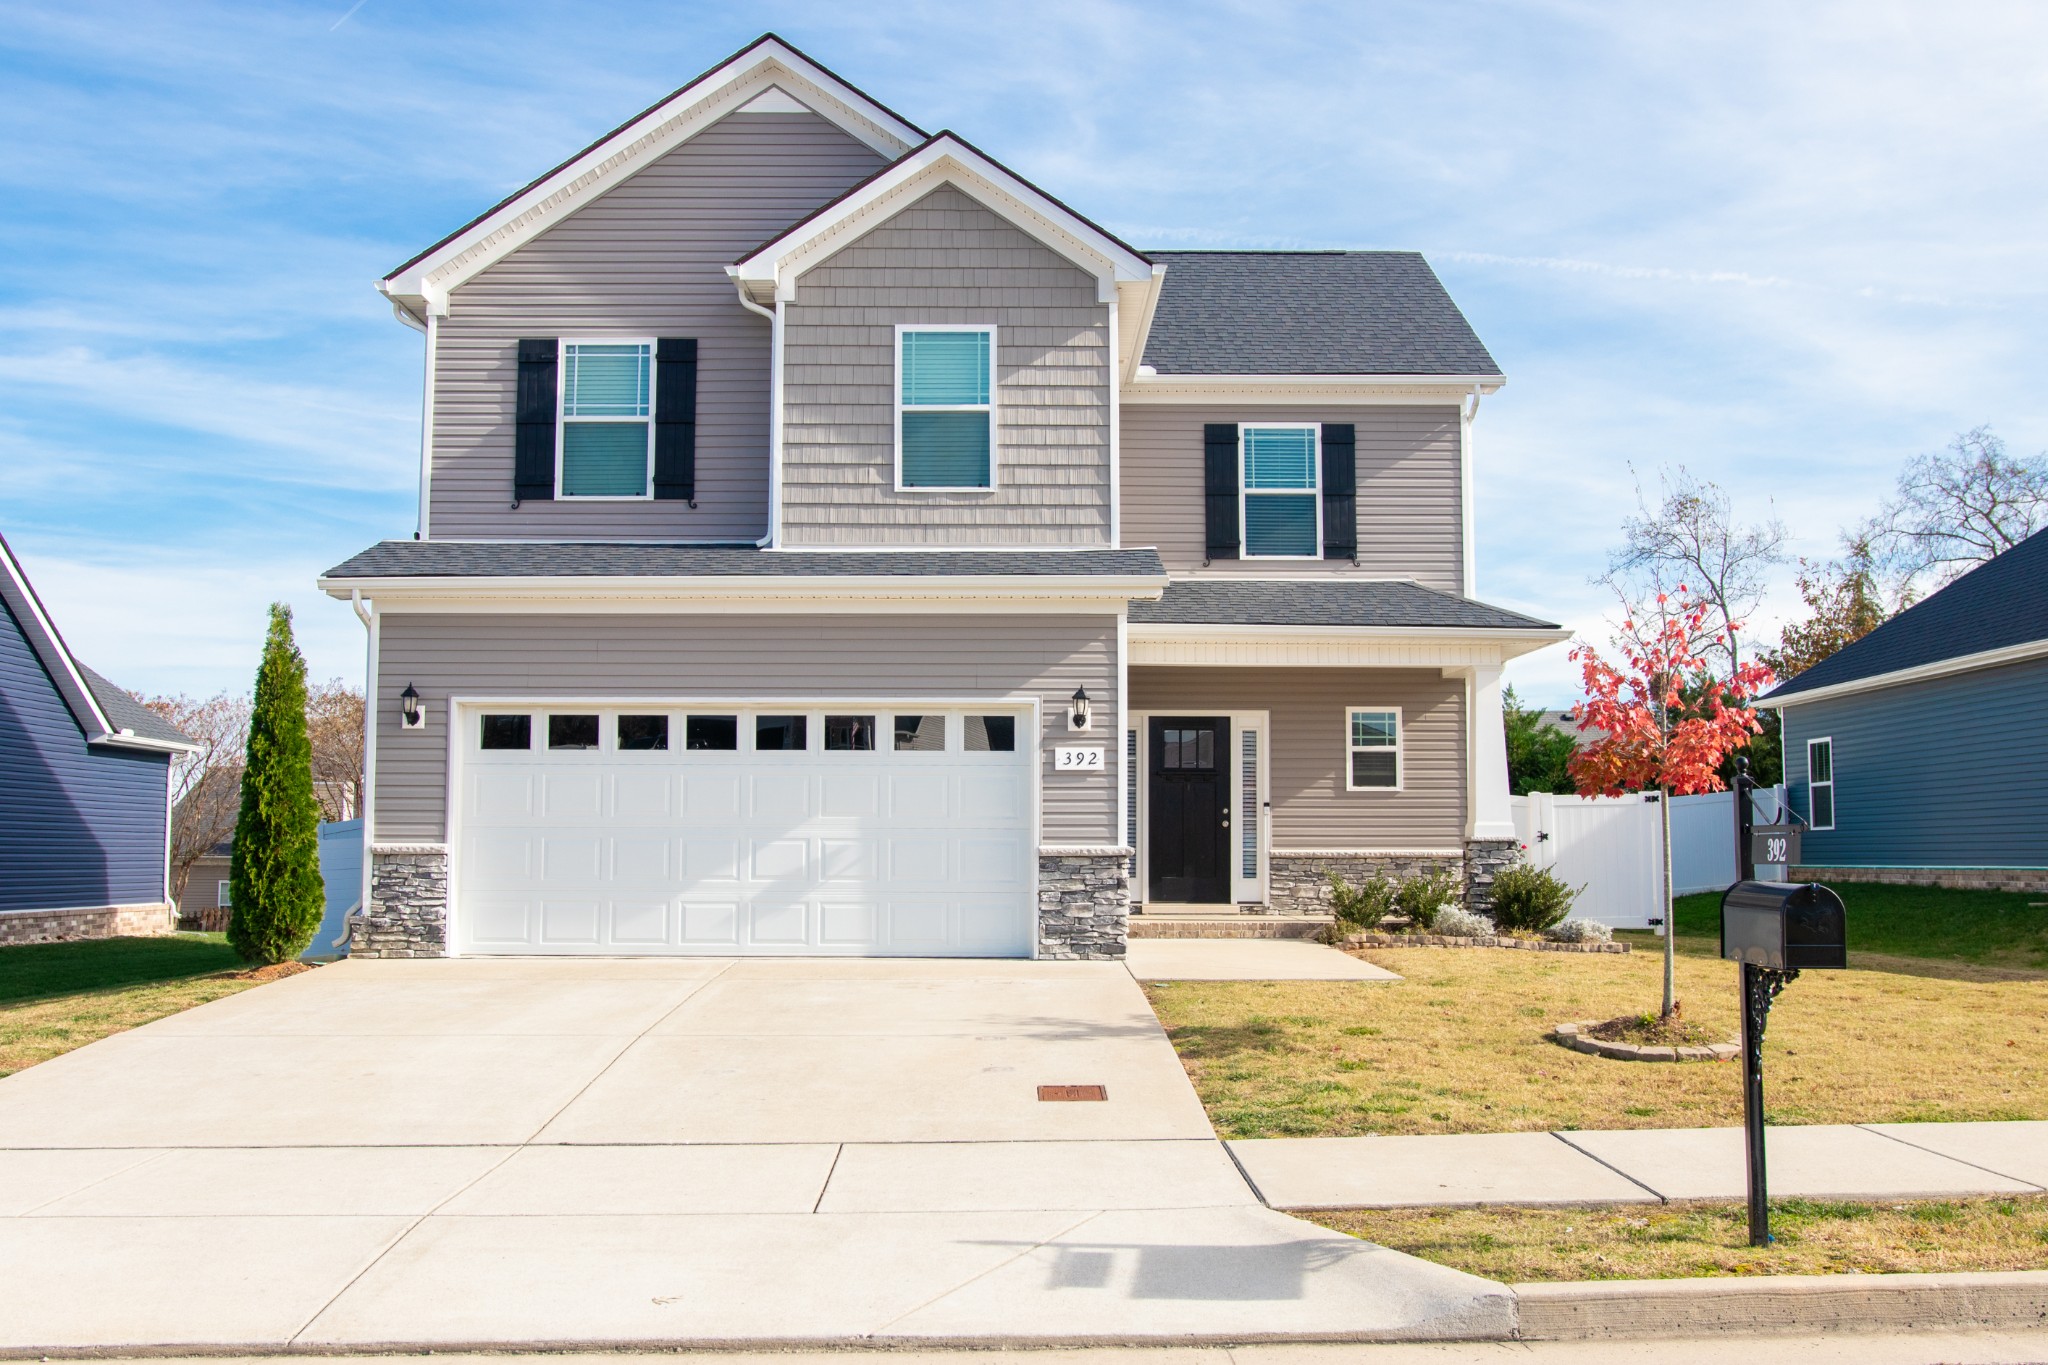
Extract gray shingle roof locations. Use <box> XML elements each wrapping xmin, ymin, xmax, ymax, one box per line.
<box><xmin>1140</xmin><ymin>251</ymin><xmax>1501</xmax><ymax>377</ymax></box>
<box><xmin>1764</xmin><ymin>526</ymin><xmax>2048</xmax><ymax>702</ymax></box>
<box><xmin>324</xmin><ymin>541</ymin><xmax>1167</xmax><ymax>580</ymax></box>
<box><xmin>77</xmin><ymin>664</ymin><xmax>191</xmax><ymax>746</ymax></box>
<box><xmin>1129</xmin><ymin>580</ymin><xmax>1559</xmax><ymax>630</ymax></box>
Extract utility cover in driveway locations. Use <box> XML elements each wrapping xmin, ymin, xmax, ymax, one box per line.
<box><xmin>454</xmin><ymin>705</ymin><xmax>1033</xmax><ymax>956</ymax></box>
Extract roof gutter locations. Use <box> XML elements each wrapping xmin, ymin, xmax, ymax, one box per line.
<box><xmin>317</xmin><ymin>572</ymin><xmax>1169</xmax><ymax>605</ymax></box>
<box><xmin>1757</xmin><ymin>636</ymin><xmax>2048</xmax><ymax>710</ymax></box>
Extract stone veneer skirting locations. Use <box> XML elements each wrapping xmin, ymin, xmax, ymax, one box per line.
<box><xmin>352</xmin><ymin>848</ymin><xmax>449</xmax><ymax>958</ymax></box>
<box><xmin>1793</xmin><ymin>865</ymin><xmax>2048</xmax><ymax>894</ymax></box>
<box><xmin>1037</xmin><ymin>849</ymin><xmax>1130</xmax><ymax>960</ymax></box>
<box><xmin>0</xmin><ymin>903</ymin><xmax>173</xmax><ymax>946</ymax></box>
<box><xmin>1266</xmin><ymin>841</ymin><xmax>1521</xmax><ymax>917</ymax></box>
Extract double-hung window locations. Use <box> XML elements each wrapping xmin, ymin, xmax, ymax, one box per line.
<box><xmin>897</xmin><ymin>326</ymin><xmax>994</xmax><ymax>490</ymax></box>
<box><xmin>559</xmin><ymin>340</ymin><xmax>653</xmax><ymax>497</ymax></box>
<box><xmin>1346</xmin><ymin>707</ymin><xmax>1402</xmax><ymax>790</ymax></box>
<box><xmin>1241</xmin><ymin>424</ymin><xmax>1320</xmax><ymax>557</ymax></box>
<box><xmin>1807</xmin><ymin>737</ymin><xmax>1835</xmax><ymax>830</ymax></box>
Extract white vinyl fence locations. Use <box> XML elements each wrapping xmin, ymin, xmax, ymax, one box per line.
<box><xmin>1509</xmin><ymin>785</ymin><xmax>1790</xmax><ymax>931</ymax></box>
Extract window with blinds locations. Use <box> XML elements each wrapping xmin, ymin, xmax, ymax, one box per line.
<box><xmin>560</xmin><ymin>341</ymin><xmax>653</xmax><ymax>497</ymax></box>
<box><xmin>898</xmin><ymin>327</ymin><xmax>994</xmax><ymax>489</ymax></box>
<box><xmin>1240</xmin><ymin>424</ymin><xmax>1320</xmax><ymax>557</ymax></box>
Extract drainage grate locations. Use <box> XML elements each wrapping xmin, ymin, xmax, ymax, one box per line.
<box><xmin>1037</xmin><ymin>1084</ymin><xmax>1108</xmax><ymax>1102</ymax></box>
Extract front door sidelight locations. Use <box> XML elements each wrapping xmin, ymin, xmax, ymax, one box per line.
<box><xmin>1148</xmin><ymin>716</ymin><xmax>1230</xmax><ymax>903</ymax></box>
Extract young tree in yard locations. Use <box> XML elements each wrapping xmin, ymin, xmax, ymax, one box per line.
<box><xmin>1503</xmin><ymin>687</ymin><xmax>1578</xmax><ymax>795</ymax></box>
<box><xmin>304</xmin><ymin>679</ymin><xmax>366</xmax><ymax>823</ymax></box>
<box><xmin>226</xmin><ymin>604</ymin><xmax>325</xmax><ymax>964</ymax></box>
<box><xmin>1570</xmin><ymin>591</ymin><xmax>1775</xmax><ymax>1020</ymax></box>
<box><xmin>1858</xmin><ymin>427</ymin><xmax>2048</xmax><ymax>595</ymax></box>
<box><xmin>144</xmin><ymin>692</ymin><xmax>251</xmax><ymax>908</ymax></box>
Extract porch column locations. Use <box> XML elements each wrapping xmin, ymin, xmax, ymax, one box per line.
<box><xmin>1460</xmin><ymin>663</ymin><xmax>1516</xmax><ymax>841</ymax></box>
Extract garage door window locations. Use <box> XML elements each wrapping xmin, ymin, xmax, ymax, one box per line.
<box><xmin>617</xmin><ymin>715</ymin><xmax>668</xmax><ymax>751</ymax></box>
<box><xmin>755</xmin><ymin>715</ymin><xmax>808</xmax><ymax>751</ymax></box>
<box><xmin>825</xmin><ymin>715</ymin><xmax>876</xmax><ymax>751</ymax></box>
<box><xmin>965</xmin><ymin>715</ymin><xmax>1016</xmax><ymax>751</ymax></box>
<box><xmin>686</xmin><ymin>715</ymin><xmax>738</xmax><ymax>750</ymax></box>
<box><xmin>480</xmin><ymin>714</ymin><xmax>531</xmax><ymax>750</ymax></box>
<box><xmin>894</xmin><ymin>714</ymin><xmax>945</xmax><ymax>751</ymax></box>
<box><xmin>548</xmin><ymin>714</ymin><xmax>600</xmax><ymax>750</ymax></box>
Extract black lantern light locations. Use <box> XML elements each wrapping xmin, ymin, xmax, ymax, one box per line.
<box><xmin>400</xmin><ymin>683</ymin><xmax>422</xmax><ymax>729</ymax></box>
<box><xmin>1070</xmin><ymin>685</ymin><xmax>1091</xmax><ymax>731</ymax></box>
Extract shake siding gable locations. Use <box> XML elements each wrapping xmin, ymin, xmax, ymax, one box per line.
<box><xmin>430</xmin><ymin>112</ymin><xmax>889</xmax><ymax>540</ymax></box>
<box><xmin>374</xmin><ymin>612</ymin><xmax>1120</xmax><ymax>845</ymax></box>
<box><xmin>1781</xmin><ymin>655</ymin><xmax>2048</xmax><ymax>870</ymax></box>
<box><xmin>1122</xmin><ymin>405</ymin><xmax>1465</xmax><ymax>590</ymax></box>
<box><xmin>780</xmin><ymin>184</ymin><xmax>1112</xmax><ymax>545</ymax></box>
<box><xmin>1129</xmin><ymin>666</ymin><xmax>1465</xmax><ymax>850</ymax></box>
<box><xmin>0</xmin><ymin>598</ymin><xmax>170</xmax><ymax>913</ymax></box>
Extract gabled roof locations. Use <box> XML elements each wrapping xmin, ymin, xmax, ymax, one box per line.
<box><xmin>1138</xmin><ymin>251</ymin><xmax>1502</xmax><ymax>379</ymax></box>
<box><xmin>0</xmin><ymin>532</ymin><xmax>192</xmax><ymax>753</ymax></box>
<box><xmin>729</xmin><ymin>131</ymin><xmax>1155</xmax><ymax>305</ymax></box>
<box><xmin>1763</xmin><ymin>526</ymin><xmax>2048</xmax><ymax>706</ymax></box>
<box><xmin>379</xmin><ymin>34</ymin><xmax>925</xmax><ymax>317</ymax></box>
<box><xmin>1129</xmin><ymin>579</ymin><xmax>1558</xmax><ymax>631</ymax></box>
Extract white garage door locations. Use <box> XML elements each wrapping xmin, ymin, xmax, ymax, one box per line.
<box><xmin>452</xmin><ymin>705</ymin><xmax>1035</xmax><ymax>957</ymax></box>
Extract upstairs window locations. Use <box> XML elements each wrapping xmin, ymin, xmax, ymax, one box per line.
<box><xmin>560</xmin><ymin>340</ymin><xmax>653</xmax><ymax>497</ymax></box>
<box><xmin>898</xmin><ymin>326</ymin><xmax>994</xmax><ymax>490</ymax></box>
<box><xmin>1807</xmin><ymin>737</ymin><xmax>1835</xmax><ymax>830</ymax></box>
<box><xmin>1240</xmin><ymin>425</ymin><xmax>1320</xmax><ymax>557</ymax></box>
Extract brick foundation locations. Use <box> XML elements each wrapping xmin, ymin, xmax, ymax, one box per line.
<box><xmin>0</xmin><ymin>903</ymin><xmax>174</xmax><ymax>946</ymax></box>
<box><xmin>350</xmin><ymin>847</ymin><xmax>448</xmax><ymax>958</ymax></box>
<box><xmin>1037</xmin><ymin>849</ymin><xmax>1130</xmax><ymax>960</ymax></box>
<box><xmin>1793</xmin><ymin>865</ymin><xmax>2048</xmax><ymax>894</ymax></box>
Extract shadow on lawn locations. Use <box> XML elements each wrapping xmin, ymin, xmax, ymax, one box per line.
<box><xmin>0</xmin><ymin>934</ymin><xmax>243</xmax><ymax>1008</ymax></box>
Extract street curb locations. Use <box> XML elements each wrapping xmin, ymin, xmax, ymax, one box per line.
<box><xmin>1514</xmin><ymin>1269</ymin><xmax>2048</xmax><ymax>1340</ymax></box>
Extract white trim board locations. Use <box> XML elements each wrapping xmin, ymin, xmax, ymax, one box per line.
<box><xmin>1127</xmin><ymin>624</ymin><xmax>1571</xmax><ymax>668</ymax></box>
<box><xmin>1758</xmin><ymin>637</ymin><xmax>2048</xmax><ymax>709</ymax></box>
<box><xmin>1123</xmin><ymin>375</ymin><xmax>1503</xmax><ymax>405</ymax></box>
<box><xmin>321</xmin><ymin>579</ymin><xmax>1163</xmax><ymax>612</ymax></box>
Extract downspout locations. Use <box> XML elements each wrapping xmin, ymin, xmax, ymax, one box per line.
<box><xmin>1459</xmin><ymin>384</ymin><xmax>1482</xmax><ymax>597</ymax></box>
<box><xmin>351</xmin><ymin>589</ymin><xmax>376</xmax><ymax>931</ymax></box>
<box><xmin>730</xmin><ymin>277</ymin><xmax>781</xmax><ymax>549</ymax></box>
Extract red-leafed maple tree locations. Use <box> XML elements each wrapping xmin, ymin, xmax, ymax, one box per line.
<box><xmin>1570</xmin><ymin>590</ymin><xmax>1775</xmax><ymax>1019</ymax></box>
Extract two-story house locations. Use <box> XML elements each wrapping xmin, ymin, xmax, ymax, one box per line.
<box><xmin>319</xmin><ymin>35</ymin><xmax>1566</xmax><ymax>961</ymax></box>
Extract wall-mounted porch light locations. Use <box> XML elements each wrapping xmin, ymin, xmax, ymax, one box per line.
<box><xmin>400</xmin><ymin>683</ymin><xmax>424</xmax><ymax>730</ymax></box>
<box><xmin>1069</xmin><ymin>685</ymin><xmax>1092</xmax><ymax>732</ymax></box>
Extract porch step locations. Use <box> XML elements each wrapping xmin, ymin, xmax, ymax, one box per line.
<box><xmin>1129</xmin><ymin>915</ymin><xmax>1334</xmax><ymax>940</ymax></box>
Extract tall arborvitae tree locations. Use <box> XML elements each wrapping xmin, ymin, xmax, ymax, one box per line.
<box><xmin>227</xmin><ymin>604</ymin><xmax>325</xmax><ymax>964</ymax></box>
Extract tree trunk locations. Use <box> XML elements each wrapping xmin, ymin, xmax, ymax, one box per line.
<box><xmin>1660</xmin><ymin>783</ymin><xmax>1677</xmax><ymax>1019</ymax></box>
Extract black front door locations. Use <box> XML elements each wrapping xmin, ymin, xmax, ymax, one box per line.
<box><xmin>1148</xmin><ymin>716</ymin><xmax>1230</xmax><ymax>903</ymax></box>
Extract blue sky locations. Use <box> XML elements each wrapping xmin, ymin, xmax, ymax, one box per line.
<box><xmin>4</xmin><ymin>0</ymin><xmax>2044</xmax><ymax>704</ymax></box>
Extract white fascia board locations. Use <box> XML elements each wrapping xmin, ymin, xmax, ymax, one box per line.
<box><xmin>1756</xmin><ymin>637</ymin><xmax>2048</xmax><ymax>710</ymax></box>
<box><xmin>732</xmin><ymin>135</ymin><xmax>1153</xmax><ymax>303</ymax></box>
<box><xmin>379</xmin><ymin>40</ymin><xmax>922</xmax><ymax>313</ymax></box>
<box><xmin>0</xmin><ymin>535</ymin><xmax>116</xmax><ymax>741</ymax></box>
<box><xmin>318</xmin><ymin>575</ymin><xmax>1166</xmax><ymax>611</ymax></box>
<box><xmin>93</xmin><ymin>731</ymin><xmax>199</xmax><ymax>755</ymax></box>
<box><xmin>1117</xmin><ymin>267</ymin><xmax>1168</xmax><ymax>384</ymax></box>
<box><xmin>1123</xmin><ymin>374</ymin><xmax>1505</xmax><ymax>405</ymax></box>
<box><xmin>1128</xmin><ymin>622</ymin><xmax>1571</xmax><ymax>668</ymax></box>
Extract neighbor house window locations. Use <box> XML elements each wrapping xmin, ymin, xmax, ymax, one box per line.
<box><xmin>1807</xmin><ymin>737</ymin><xmax>1835</xmax><ymax>830</ymax></box>
<box><xmin>216</xmin><ymin>882</ymin><xmax>231</xmax><ymax>908</ymax></box>
<box><xmin>897</xmin><ymin>326</ymin><xmax>994</xmax><ymax>490</ymax></box>
<box><xmin>1240</xmin><ymin>424</ymin><xmax>1320</xmax><ymax>557</ymax></box>
<box><xmin>1346</xmin><ymin>707</ymin><xmax>1401</xmax><ymax>790</ymax></box>
<box><xmin>560</xmin><ymin>340</ymin><xmax>653</xmax><ymax>497</ymax></box>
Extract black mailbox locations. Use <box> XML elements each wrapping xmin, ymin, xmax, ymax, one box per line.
<box><xmin>1720</xmin><ymin>880</ymin><xmax>1847</xmax><ymax>969</ymax></box>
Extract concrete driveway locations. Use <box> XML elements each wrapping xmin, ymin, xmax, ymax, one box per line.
<box><xmin>0</xmin><ymin>956</ymin><xmax>1507</xmax><ymax>1351</ymax></box>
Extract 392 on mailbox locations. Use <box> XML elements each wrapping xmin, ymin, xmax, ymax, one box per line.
<box><xmin>1720</xmin><ymin>881</ymin><xmax>1848</xmax><ymax>970</ymax></box>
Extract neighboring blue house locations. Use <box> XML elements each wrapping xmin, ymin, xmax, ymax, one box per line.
<box><xmin>1759</xmin><ymin>526</ymin><xmax>2048</xmax><ymax>891</ymax></box>
<box><xmin>0</xmin><ymin>532</ymin><xmax>194</xmax><ymax>945</ymax></box>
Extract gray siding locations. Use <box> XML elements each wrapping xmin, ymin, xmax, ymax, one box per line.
<box><xmin>374</xmin><ymin>612</ymin><xmax>1119</xmax><ymax>845</ymax></box>
<box><xmin>1130</xmin><ymin>666</ymin><xmax>1465</xmax><ymax>850</ymax></box>
<box><xmin>430</xmin><ymin>112</ymin><xmax>888</xmax><ymax>540</ymax></box>
<box><xmin>1781</xmin><ymin>656</ymin><xmax>2048</xmax><ymax>868</ymax></box>
<box><xmin>1121</xmin><ymin>405</ymin><xmax>1465</xmax><ymax>591</ymax></box>
<box><xmin>780</xmin><ymin>185</ymin><xmax>1111</xmax><ymax>545</ymax></box>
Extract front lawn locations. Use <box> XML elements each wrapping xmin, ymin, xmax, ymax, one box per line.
<box><xmin>1665</xmin><ymin>881</ymin><xmax>2048</xmax><ymax>972</ymax></box>
<box><xmin>0</xmin><ymin>934</ymin><xmax>299</xmax><ymax>1077</ymax></box>
<box><xmin>1145</xmin><ymin>942</ymin><xmax>2047</xmax><ymax>1137</ymax></box>
<box><xmin>1311</xmin><ymin>1196</ymin><xmax>2048</xmax><ymax>1281</ymax></box>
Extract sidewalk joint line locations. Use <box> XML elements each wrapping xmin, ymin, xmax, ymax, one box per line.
<box><xmin>15</xmin><ymin>1148</ymin><xmax>172</xmax><ymax>1216</ymax></box>
<box><xmin>871</xmin><ymin>1207</ymin><xmax>1106</xmax><ymax>1334</ymax></box>
<box><xmin>811</xmin><ymin>1143</ymin><xmax>844</xmax><ymax>1214</ymax></box>
<box><xmin>1549</xmin><ymin>1131</ymin><xmax>1669</xmax><ymax>1203</ymax></box>
<box><xmin>1218</xmin><ymin>1139</ymin><xmax>1271</xmax><ymax>1206</ymax></box>
<box><xmin>1854</xmin><ymin>1123</ymin><xmax>2048</xmax><ymax>1193</ymax></box>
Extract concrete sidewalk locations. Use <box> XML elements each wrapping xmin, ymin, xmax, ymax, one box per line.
<box><xmin>1230</xmin><ymin>1121</ymin><xmax>2048</xmax><ymax>1209</ymax></box>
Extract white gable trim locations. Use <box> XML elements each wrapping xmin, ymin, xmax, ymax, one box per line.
<box><xmin>379</xmin><ymin>37</ymin><xmax>923</xmax><ymax>316</ymax></box>
<box><xmin>1757</xmin><ymin>636</ymin><xmax>2048</xmax><ymax>710</ymax></box>
<box><xmin>731</xmin><ymin>134</ymin><xmax>1154</xmax><ymax>306</ymax></box>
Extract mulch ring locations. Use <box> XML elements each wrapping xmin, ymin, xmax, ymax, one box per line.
<box><xmin>214</xmin><ymin>960</ymin><xmax>318</xmax><ymax>985</ymax></box>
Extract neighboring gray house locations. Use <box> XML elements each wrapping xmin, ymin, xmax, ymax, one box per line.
<box><xmin>320</xmin><ymin>34</ymin><xmax>1567</xmax><ymax>961</ymax></box>
<box><xmin>1759</xmin><ymin>525</ymin><xmax>2048</xmax><ymax>891</ymax></box>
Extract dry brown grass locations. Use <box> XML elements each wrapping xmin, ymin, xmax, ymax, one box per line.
<box><xmin>1310</xmin><ymin>1196</ymin><xmax>2048</xmax><ymax>1281</ymax></box>
<box><xmin>1143</xmin><ymin>944</ymin><xmax>2048</xmax><ymax>1137</ymax></box>
<box><xmin>0</xmin><ymin>961</ymin><xmax>306</xmax><ymax>1077</ymax></box>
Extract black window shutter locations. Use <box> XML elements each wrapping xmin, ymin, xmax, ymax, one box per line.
<box><xmin>1203</xmin><ymin>423</ymin><xmax>1239</xmax><ymax>560</ymax></box>
<box><xmin>654</xmin><ymin>337</ymin><xmax>698</xmax><ymax>503</ymax></box>
<box><xmin>1321</xmin><ymin>423</ymin><xmax>1357</xmax><ymax>560</ymax></box>
<box><xmin>513</xmin><ymin>339</ymin><xmax>558</xmax><ymax>503</ymax></box>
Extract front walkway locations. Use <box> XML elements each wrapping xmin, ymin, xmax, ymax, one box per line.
<box><xmin>0</xmin><ymin>956</ymin><xmax>1506</xmax><ymax>1351</ymax></box>
<box><xmin>1231</xmin><ymin>1122</ymin><xmax>2048</xmax><ymax>1209</ymax></box>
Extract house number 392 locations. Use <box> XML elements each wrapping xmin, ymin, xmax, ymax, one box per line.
<box><xmin>1053</xmin><ymin>746</ymin><xmax>1105</xmax><ymax>771</ymax></box>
